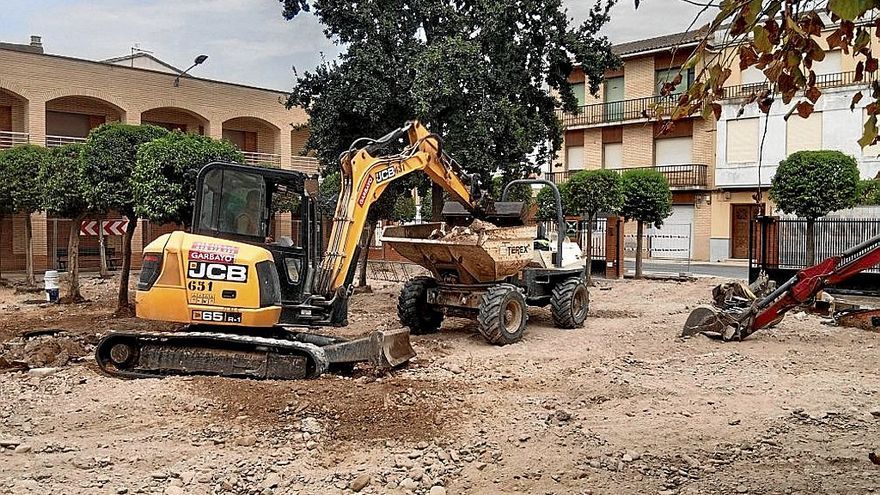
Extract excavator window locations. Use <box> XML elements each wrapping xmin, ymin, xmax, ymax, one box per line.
<box><xmin>196</xmin><ymin>167</ymin><xmax>269</xmax><ymax>240</ymax></box>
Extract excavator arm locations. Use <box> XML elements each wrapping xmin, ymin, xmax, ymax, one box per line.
<box><xmin>315</xmin><ymin>120</ymin><xmax>480</xmax><ymax>298</ymax></box>
<box><xmin>683</xmin><ymin>232</ymin><xmax>880</xmax><ymax>340</ymax></box>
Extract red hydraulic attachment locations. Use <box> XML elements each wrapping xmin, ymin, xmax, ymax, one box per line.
<box><xmin>683</xmin><ymin>233</ymin><xmax>880</xmax><ymax>340</ymax></box>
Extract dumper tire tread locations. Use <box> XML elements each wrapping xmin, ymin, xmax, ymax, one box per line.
<box><xmin>398</xmin><ymin>276</ymin><xmax>444</xmax><ymax>335</ymax></box>
<box><xmin>477</xmin><ymin>284</ymin><xmax>527</xmax><ymax>345</ymax></box>
<box><xmin>550</xmin><ymin>277</ymin><xmax>590</xmax><ymax>329</ymax></box>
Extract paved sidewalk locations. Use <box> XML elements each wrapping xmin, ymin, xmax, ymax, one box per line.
<box><xmin>623</xmin><ymin>258</ymin><xmax>748</xmax><ymax>279</ymax></box>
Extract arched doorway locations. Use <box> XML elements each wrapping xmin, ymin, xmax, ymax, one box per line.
<box><xmin>141</xmin><ymin>107</ymin><xmax>209</xmax><ymax>134</ymax></box>
<box><xmin>45</xmin><ymin>95</ymin><xmax>125</xmax><ymax>147</ymax></box>
<box><xmin>222</xmin><ymin>116</ymin><xmax>281</xmax><ymax>167</ymax></box>
<box><xmin>0</xmin><ymin>88</ymin><xmax>29</xmax><ymax>148</ymax></box>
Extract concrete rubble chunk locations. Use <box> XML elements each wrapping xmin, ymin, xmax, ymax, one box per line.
<box><xmin>349</xmin><ymin>474</ymin><xmax>371</xmax><ymax>492</ymax></box>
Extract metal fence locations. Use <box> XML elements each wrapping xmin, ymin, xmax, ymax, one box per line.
<box><xmin>757</xmin><ymin>217</ymin><xmax>880</xmax><ymax>273</ymax></box>
<box><xmin>539</xmin><ymin>218</ymin><xmax>607</xmax><ymax>257</ymax></box>
<box><xmin>624</xmin><ymin>223</ymin><xmax>693</xmax><ymax>261</ymax></box>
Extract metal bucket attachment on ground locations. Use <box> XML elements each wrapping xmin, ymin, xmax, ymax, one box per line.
<box><xmin>322</xmin><ymin>328</ymin><xmax>415</xmax><ymax>370</ymax></box>
<box><xmin>682</xmin><ymin>306</ymin><xmax>727</xmax><ymax>338</ymax></box>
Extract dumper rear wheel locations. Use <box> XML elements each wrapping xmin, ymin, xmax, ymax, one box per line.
<box><xmin>478</xmin><ymin>284</ymin><xmax>527</xmax><ymax>345</ymax></box>
<box><xmin>551</xmin><ymin>277</ymin><xmax>590</xmax><ymax>329</ymax></box>
<box><xmin>398</xmin><ymin>277</ymin><xmax>444</xmax><ymax>334</ymax></box>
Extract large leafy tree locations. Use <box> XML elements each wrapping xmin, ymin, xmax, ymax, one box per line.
<box><xmin>39</xmin><ymin>144</ymin><xmax>91</xmax><ymax>302</ymax></box>
<box><xmin>620</xmin><ymin>169</ymin><xmax>672</xmax><ymax>279</ymax></box>
<box><xmin>80</xmin><ymin>123</ymin><xmax>169</xmax><ymax>312</ymax></box>
<box><xmin>567</xmin><ymin>169</ymin><xmax>623</xmax><ymax>283</ymax></box>
<box><xmin>0</xmin><ymin>145</ymin><xmax>49</xmax><ymax>285</ymax></box>
<box><xmin>133</xmin><ymin>132</ymin><xmax>244</xmax><ymax>227</ymax></box>
<box><xmin>770</xmin><ymin>150</ymin><xmax>859</xmax><ymax>264</ymax></box>
<box><xmin>280</xmin><ymin>0</ymin><xmax>619</xmax><ymax>220</ymax></box>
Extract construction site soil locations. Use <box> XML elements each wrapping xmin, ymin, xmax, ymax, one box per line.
<box><xmin>1</xmin><ymin>274</ymin><xmax>879</xmax><ymax>494</ymax></box>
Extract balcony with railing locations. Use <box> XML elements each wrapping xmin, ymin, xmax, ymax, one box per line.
<box><xmin>289</xmin><ymin>155</ymin><xmax>320</xmax><ymax>174</ymax></box>
<box><xmin>241</xmin><ymin>150</ymin><xmax>282</xmax><ymax>168</ymax></box>
<box><xmin>560</xmin><ymin>71</ymin><xmax>873</xmax><ymax>128</ymax></box>
<box><xmin>0</xmin><ymin>131</ymin><xmax>29</xmax><ymax>149</ymax></box>
<box><xmin>721</xmin><ymin>70</ymin><xmax>874</xmax><ymax>100</ymax></box>
<box><xmin>45</xmin><ymin>135</ymin><xmax>87</xmax><ymax>148</ymax></box>
<box><xmin>558</xmin><ymin>95</ymin><xmax>684</xmax><ymax>128</ymax></box>
<box><xmin>545</xmin><ymin>164</ymin><xmax>708</xmax><ymax>190</ymax></box>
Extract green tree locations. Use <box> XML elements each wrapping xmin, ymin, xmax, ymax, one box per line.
<box><xmin>281</xmin><ymin>0</ymin><xmax>619</xmax><ymax>220</ymax></box>
<box><xmin>39</xmin><ymin>143</ymin><xmax>91</xmax><ymax>301</ymax></box>
<box><xmin>392</xmin><ymin>195</ymin><xmax>417</xmax><ymax>224</ymax></box>
<box><xmin>567</xmin><ymin>169</ymin><xmax>623</xmax><ymax>283</ymax></box>
<box><xmin>621</xmin><ymin>169</ymin><xmax>672</xmax><ymax>279</ymax></box>
<box><xmin>770</xmin><ymin>150</ymin><xmax>859</xmax><ymax>264</ymax></box>
<box><xmin>535</xmin><ymin>183</ymin><xmax>572</xmax><ymax>222</ymax></box>
<box><xmin>857</xmin><ymin>179</ymin><xmax>880</xmax><ymax>206</ymax></box>
<box><xmin>0</xmin><ymin>145</ymin><xmax>49</xmax><ymax>285</ymax></box>
<box><xmin>80</xmin><ymin>123</ymin><xmax>169</xmax><ymax>312</ymax></box>
<box><xmin>492</xmin><ymin>176</ymin><xmax>533</xmax><ymax>206</ymax></box>
<box><xmin>133</xmin><ymin>132</ymin><xmax>244</xmax><ymax>227</ymax></box>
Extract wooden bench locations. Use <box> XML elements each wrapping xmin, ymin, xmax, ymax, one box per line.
<box><xmin>56</xmin><ymin>246</ymin><xmax>120</xmax><ymax>271</ymax></box>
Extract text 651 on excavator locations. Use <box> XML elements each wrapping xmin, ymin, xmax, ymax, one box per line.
<box><xmin>95</xmin><ymin>120</ymin><xmax>495</xmax><ymax>380</ymax></box>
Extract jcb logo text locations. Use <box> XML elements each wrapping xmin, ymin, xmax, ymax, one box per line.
<box><xmin>187</xmin><ymin>262</ymin><xmax>248</xmax><ymax>283</ymax></box>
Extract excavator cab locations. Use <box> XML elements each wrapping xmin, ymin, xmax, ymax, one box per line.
<box><xmin>190</xmin><ymin>162</ymin><xmax>321</xmax><ymax>312</ymax></box>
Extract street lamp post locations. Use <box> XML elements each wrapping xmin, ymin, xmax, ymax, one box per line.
<box><xmin>173</xmin><ymin>54</ymin><xmax>209</xmax><ymax>87</ymax></box>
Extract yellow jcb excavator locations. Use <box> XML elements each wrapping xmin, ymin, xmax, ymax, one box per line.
<box><xmin>95</xmin><ymin>120</ymin><xmax>505</xmax><ymax>379</ymax></box>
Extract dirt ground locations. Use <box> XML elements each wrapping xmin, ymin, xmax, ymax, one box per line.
<box><xmin>1</xmin><ymin>274</ymin><xmax>879</xmax><ymax>495</ymax></box>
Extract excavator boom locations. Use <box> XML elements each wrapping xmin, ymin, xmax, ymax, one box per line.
<box><xmin>315</xmin><ymin>121</ymin><xmax>479</xmax><ymax>297</ymax></box>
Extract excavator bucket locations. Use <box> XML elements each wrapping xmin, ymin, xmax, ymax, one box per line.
<box><xmin>322</xmin><ymin>328</ymin><xmax>416</xmax><ymax>370</ymax></box>
<box><xmin>682</xmin><ymin>306</ymin><xmax>728</xmax><ymax>338</ymax></box>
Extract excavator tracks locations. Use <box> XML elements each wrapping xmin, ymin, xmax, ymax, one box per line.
<box><xmin>95</xmin><ymin>331</ymin><xmax>328</xmax><ymax>380</ymax></box>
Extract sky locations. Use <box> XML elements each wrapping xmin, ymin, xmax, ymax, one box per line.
<box><xmin>2</xmin><ymin>0</ymin><xmax>709</xmax><ymax>91</ymax></box>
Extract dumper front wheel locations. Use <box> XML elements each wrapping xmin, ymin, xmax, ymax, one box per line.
<box><xmin>398</xmin><ymin>277</ymin><xmax>444</xmax><ymax>334</ymax></box>
<box><xmin>478</xmin><ymin>284</ymin><xmax>527</xmax><ymax>345</ymax></box>
<box><xmin>551</xmin><ymin>277</ymin><xmax>590</xmax><ymax>329</ymax></box>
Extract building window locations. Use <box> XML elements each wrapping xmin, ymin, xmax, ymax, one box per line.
<box><xmin>786</xmin><ymin>113</ymin><xmax>822</xmax><ymax>155</ymax></box>
<box><xmin>566</xmin><ymin>146</ymin><xmax>584</xmax><ymax>171</ymax></box>
<box><xmin>572</xmin><ymin>82</ymin><xmax>586</xmax><ymax>107</ymax></box>
<box><xmin>655</xmin><ymin>136</ymin><xmax>693</xmax><ymax>165</ymax></box>
<box><xmin>602</xmin><ymin>142</ymin><xmax>623</xmax><ymax>169</ymax></box>
<box><xmin>741</xmin><ymin>66</ymin><xmax>766</xmax><ymax>85</ymax></box>
<box><xmin>223</xmin><ymin>129</ymin><xmax>258</xmax><ymax>152</ymax></box>
<box><xmin>655</xmin><ymin>67</ymin><xmax>694</xmax><ymax>95</ymax></box>
<box><xmin>726</xmin><ymin>118</ymin><xmax>759</xmax><ymax>164</ymax></box>
<box><xmin>46</xmin><ymin>111</ymin><xmax>97</xmax><ymax>138</ymax></box>
<box><xmin>813</xmin><ymin>50</ymin><xmax>842</xmax><ymax>79</ymax></box>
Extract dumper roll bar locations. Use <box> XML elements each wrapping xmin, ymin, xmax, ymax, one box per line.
<box><xmin>502</xmin><ymin>179</ymin><xmax>564</xmax><ymax>268</ymax></box>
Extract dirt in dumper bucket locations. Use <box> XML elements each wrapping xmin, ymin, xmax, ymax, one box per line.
<box><xmin>189</xmin><ymin>375</ymin><xmax>468</xmax><ymax>443</ymax></box>
<box><xmin>440</xmin><ymin>219</ymin><xmax>498</xmax><ymax>242</ymax></box>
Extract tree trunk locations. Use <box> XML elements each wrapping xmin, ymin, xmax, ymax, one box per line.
<box><xmin>116</xmin><ymin>215</ymin><xmax>137</xmax><ymax>313</ymax></box>
<box><xmin>635</xmin><ymin>220</ymin><xmax>644</xmax><ymax>279</ymax></box>
<box><xmin>358</xmin><ymin>220</ymin><xmax>375</xmax><ymax>287</ymax></box>
<box><xmin>431</xmin><ymin>183</ymin><xmax>443</xmax><ymax>222</ymax></box>
<box><xmin>584</xmin><ymin>215</ymin><xmax>594</xmax><ymax>285</ymax></box>
<box><xmin>66</xmin><ymin>213</ymin><xmax>86</xmax><ymax>303</ymax></box>
<box><xmin>98</xmin><ymin>217</ymin><xmax>108</xmax><ymax>278</ymax></box>
<box><xmin>25</xmin><ymin>213</ymin><xmax>35</xmax><ymax>286</ymax></box>
<box><xmin>806</xmin><ymin>218</ymin><xmax>816</xmax><ymax>266</ymax></box>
